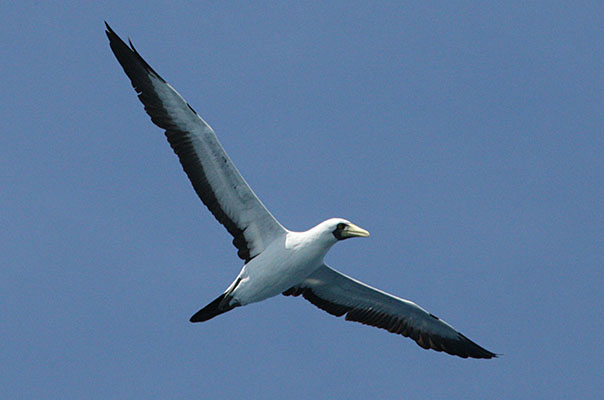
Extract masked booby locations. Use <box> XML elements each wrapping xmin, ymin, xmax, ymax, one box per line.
<box><xmin>105</xmin><ymin>23</ymin><xmax>496</xmax><ymax>359</ymax></box>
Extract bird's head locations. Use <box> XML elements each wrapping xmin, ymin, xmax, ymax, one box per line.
<box><xmin>320</xmin><ymin>218</ymin><xmax>370</xmax><ymax>241</ymax></box>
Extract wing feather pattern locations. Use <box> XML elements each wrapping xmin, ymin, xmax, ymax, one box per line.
<box><xmin>284</xmin><ymin>264</ymin><xmax>497</xmax><ymax>359</ymax></box>
<box><xmin>105</xmin><ymin>24</ymin><xmax>285</xmax><ymax>261</ymax></box>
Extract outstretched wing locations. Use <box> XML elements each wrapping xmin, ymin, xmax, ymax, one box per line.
<box><xmin>284</xmin><ymin>264</ymin><xmax>496</xmax><ymax>359</ymax></box>
<box><xmin>105</xmin><ymin>23</ymin><xmax>286</xmax><ymax>262</ymax></box>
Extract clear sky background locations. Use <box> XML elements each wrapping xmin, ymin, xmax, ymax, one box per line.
<box><xmin>2</xmin><ymin>1</ymin><xmax>603</xmax><ymax>399</ymax></box>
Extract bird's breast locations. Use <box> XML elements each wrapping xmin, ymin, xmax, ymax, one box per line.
<box><xmin>231</xmin><ymin>235</ymin><xmax>328</xmax><ymax>305</ymax></box>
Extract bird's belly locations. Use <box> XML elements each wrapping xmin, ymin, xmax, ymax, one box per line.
<box><xmin>231</xmin><ymin>246</ymin><xmax>323</xmax><ymax>305</ymax></box>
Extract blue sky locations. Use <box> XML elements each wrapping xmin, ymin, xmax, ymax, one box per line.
<box><xmin>2</xmin><ymin>1</ymin><xmax>603</xmax><ymax>398</ymax></box>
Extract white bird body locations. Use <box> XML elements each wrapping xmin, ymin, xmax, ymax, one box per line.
<box><xmin>105</xmin><ymin>23</ymin><xmax>497</xmax><ymax>359</ymax></box>
<box><xmin>231</xmin><ymin>219</ymin><xmax>344</xmax><ymax>305</ymax></box>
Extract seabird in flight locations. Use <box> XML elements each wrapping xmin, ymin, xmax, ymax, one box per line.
<box><xmin>105</xmin><ymin>23</ymin><xmax>497</xmax><ymax>359</ymax></box>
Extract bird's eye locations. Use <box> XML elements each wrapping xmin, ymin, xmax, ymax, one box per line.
<box><xmin>337</xmin><ymin>223</ymin><xmax>346</xmax><ymax>230</ymax></box>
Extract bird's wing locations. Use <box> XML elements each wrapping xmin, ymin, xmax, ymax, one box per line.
<box><xmin>105</xmin><ymin>23</ymin><xmax>286</xmax><ymax>262</ymax></box>
<box><xmin>284</xmin><ymin>264</ymin><xmax>496</xmax><ymax>359</ymax></box>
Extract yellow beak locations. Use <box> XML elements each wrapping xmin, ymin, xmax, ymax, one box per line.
<box><xmin>342</xmin><ymin>223</ymin><xmax>370</xmax><ymax>238</ymax></box>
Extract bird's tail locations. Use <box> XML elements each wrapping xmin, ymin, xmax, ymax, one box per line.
<box><xmin>189</xmin><ymin>292</ymin><xmax>239</xmax><ymax>323</ymax></box>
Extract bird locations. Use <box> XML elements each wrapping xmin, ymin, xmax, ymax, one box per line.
<box><xmin>105</xmin><ymin>23</ymin><xmax>497</xmax><ymax>359</ymax></box>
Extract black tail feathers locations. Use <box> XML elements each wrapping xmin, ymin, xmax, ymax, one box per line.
<box><xmin>189</xmin><ymin>293</ymin><xmax>239</xmax><ymax>323</ymax></box>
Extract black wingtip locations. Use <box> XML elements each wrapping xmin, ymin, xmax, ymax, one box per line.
<box><xmin>488</xmin><ymin>349</ymin><xmax>502</xmax><ymax>358</ymax></box>
<box><xmin>104</xmin><ymin>21</ymin><xmax>118</xmax><ymax>39</ymax></box>
<box><xmin>457</xmin><ymin>333</ymin><xmax>499</xmax><ymax>359</ymax></box>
